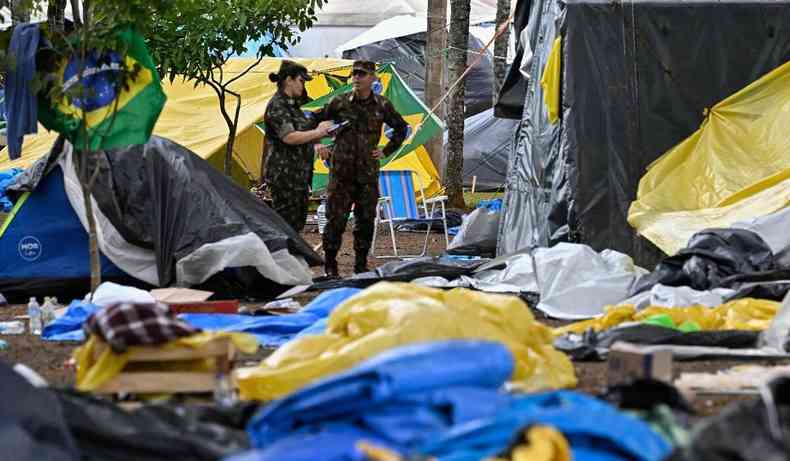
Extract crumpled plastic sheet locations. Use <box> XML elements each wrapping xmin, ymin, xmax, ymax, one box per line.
<box><xmin>235</xmin><ymin>282</ymin><xmax>576</xmax><ymax>401</ymax></box>
<box><xmin>417</xmin><ymin>243</ymin><xmax>648</xmax><ymax>320</ymax></box>
<box><xmin>553</xmin><ymin>298</ymin><xmax>780</xmax><ymax>337</ymax></box>
<box><xmin>619</xmin><ymin>284</ymin><xmax>736</xmax><ymax>311</ymax></box>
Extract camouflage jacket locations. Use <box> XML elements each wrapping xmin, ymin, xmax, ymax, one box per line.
<box><xmin>263</xmin><ymin>91</ymin><xmax>316</xmax><ymax>190</ymax></box>
<box><xmin>316</xmin><ymin>92</ymin><xmax>409</xmax><ymax>183</ymax></box>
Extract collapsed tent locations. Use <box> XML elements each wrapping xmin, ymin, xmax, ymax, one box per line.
<box><xmin>0</xmin><ymin>136</ymin><xmax>321</xmax><ymax>302</ymax></box>
<box><xmin>336</xmin><ymin>14</ymin><xmax>498</xmax><ymax>116</ymax></box>
<box><xmin>497</xmin><ymin>0</ymin><xmax>790</xmax><ymax>267</ymax></box>
<box><xmin>1</xmin><ymin>58</ymin><xmax>352</xmax><ymax>186</ymax></box>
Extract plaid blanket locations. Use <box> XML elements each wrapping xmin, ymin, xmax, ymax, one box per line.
<box><xmin>84</xmin><ymin>302</ymin><xmax>199</xmax><ymax>352</ymax></box>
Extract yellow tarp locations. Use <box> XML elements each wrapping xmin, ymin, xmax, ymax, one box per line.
<box><xmin>540</xmin><ymin>37</ymin><xmax>562</xmax><ymax>125</ymax></box>
<box><xmin>73</xmin><ymin>332</ymin><xmax>258</xmax><ymax>392</ymax></box>
<box><xmin>2</xmin><ymin>58</ymin><xmax>443</xmax><ymax>194</ymax></box>
<box><xmin>628</xmin><ymin>60</ymin><xmax>790</xmax><ymax>255</ymax></box>
<box><xmin>0</xmin><ymin>58</ymin><xmax>352</xmax><ymax>185</ymax></box>
<box><xmin>235</xmin><ymin>282</ymin><xmax>577</xmax><ymax>401</ymax></box>
<box><xmin>553</xmin><ymin>298</ymin><xmax>780</xmax><ymax>336</ymax></box>
<box><xmin>488</xmin><ymin>426</ymin><xmax>572</xmax><ymax>461</ymax></box>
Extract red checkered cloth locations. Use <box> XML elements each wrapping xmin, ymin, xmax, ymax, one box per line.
<box><xmin>84</xmin><ymin>302</ymin><xmax>200</xmax><ymax>353</ymax></box>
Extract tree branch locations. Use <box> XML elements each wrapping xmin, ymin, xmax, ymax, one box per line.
<box><xmin>225</xmin><ymin>55</ymin><xmax>263</xmax><ymax>87</ymax></box>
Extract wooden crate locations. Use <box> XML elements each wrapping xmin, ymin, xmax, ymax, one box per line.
<box><xmin>92</xmin><ymin>337</ymin><xmax>237</xmax><ymax>395</ymax></box>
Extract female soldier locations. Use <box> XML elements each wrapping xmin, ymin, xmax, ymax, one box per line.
<box><xmin>263</xmin><ymin>60</ymin><xmax>333</xmax><ymax>232</ymax></box>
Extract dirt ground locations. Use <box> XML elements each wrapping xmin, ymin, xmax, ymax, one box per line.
<box><xmin>1</xmin><ymin>223</ymin><xmax>786</xmax><ymax>419</ymax></box>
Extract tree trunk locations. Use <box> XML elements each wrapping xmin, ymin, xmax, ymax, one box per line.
<box><xmin>48</xmin><ymin>0</ymin><xmax>67</xmax><ymax>33</ymax></box>
<box><xmin>80</xmin><ymin>169</ymin><xmax>102</xmax><ymax>293</ymax></box>
<box><xmin>493</xmin><ymin>0</ymin><xmax>511</xmax><ymax>104</ymax></box>
<box><xmin>425</xmin><ymin>0</ymin><xmax>447</xmax><ymax>180</ymax></box>
<box><xmin>220</xmin><ymin>89</ymin><xmax>242</xmax><ymax>176</ymax></box>
<box><xmin>69</xmin><ymin>0</ymin><xmax>82</xmax><ymax>27</ymax></box>
<box><xmin>445</xmin><ymin>0</ymin><xmax>470</xmax><ymax>209</ymax></box>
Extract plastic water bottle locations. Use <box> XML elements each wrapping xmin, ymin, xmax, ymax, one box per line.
<box><xmin>317</xmin><ymin>201</ymin><xmax>327</xmax><ymax>234</ymax></box>
<box><xmin>41</xmin><ymin>297</ymin><xmax>55</xmax><ymax>328</ymax></box>
<box><xmin>28</xmin><ymin>297</ymin><xmax>42</xmax><ymax>335</ymax></box>
<box><xmin>0</xmin><ymin>321</ymin><xmax>25</xmax><ymax>335</ymax></box>
<box><xmin>214</xmin><ymin>372</ymin><xmax>235</xmax><ymax>407</ymax></box>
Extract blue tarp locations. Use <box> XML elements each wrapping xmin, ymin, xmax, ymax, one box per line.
<box><xmin>40</xmin><ymin>287</ymin><xmax>361</xmax><ymax>346</ymax></box>
<box><xmin>0</xmin><ymin>168</ymin><xmax>23</xmax><ymax>212</ymax></box>
<box><xmin>180</xmin><ymin>287</ymin><xmax>360</xmax><ymax>347</ymax></box>
<box><xmin>232</xmin><ymin>341</ymin><xmax>671</xmax><ymax>461</ymax></box>
<box><xmin>42</xmin><ymin>301</ymin><xmax>97</xmax><ymax>342</ymax></box>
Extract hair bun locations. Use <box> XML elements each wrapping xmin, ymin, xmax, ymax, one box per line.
<box><xmin>268</xmin><ymin>73</ymin><xmax>280</xmax><ymax>83</ymax></box>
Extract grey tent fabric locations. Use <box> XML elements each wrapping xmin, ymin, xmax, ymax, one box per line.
<box><xmin>342</xmin><ymin>33</ymin><xmax>495</xmax><ymax>117</ymax></box>
<box><xmin>443</xmin><ymin>108</ymin><xmax>516</xmax><ymax>191</ymax></box>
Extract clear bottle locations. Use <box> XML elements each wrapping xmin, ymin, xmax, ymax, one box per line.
<box><xmin>317</xmin><ymin>201</ymin><xmax>327</xmax><ymax>235</ymax></box>
<box><xmin>214</xmin><ymin>372</ymin><xmax>235</xmax><ymax>407</ymax></box>
<box><xmin>41</xmin><ymin>297</ymin><xmax>55</xmax><ymax>328</ymax></box>
<box><xmin>27</xmin><ymin>297</ymin><xmax>42</xmax><ymax>336</ymax></box>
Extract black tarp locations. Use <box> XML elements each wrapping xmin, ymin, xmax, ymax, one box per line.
<box><xmin>56</xmin><ymin>390</ymin><xmax>256</xmax><ymax>461</ymax></box>
<box><xmin>555</xmin><ymin>325</ymin><xmax>761</xmax><ymax>361</ymax></box>
<box><xmin>0</xmin><ymin>361</ymin><xmax>79</xmax><ymax>461</ymax></box>
<box><xmin>633</xmin><ymin>228</ymin><xmax>777</xmax><ymax>294</ymax></box>
<box><xmin>342</xmin><ymin>32</ymin><xmax>495</xmax><ymax>117</ymax></box>
<box><xmin>497</xmin><ymin>0</ymin><xmax>790</xmax><ymax>268</ymax></box>
<box><xmin>494</xmin><ymin>0</ymin><xmax>533</xmax><ymax>119</ymax></box>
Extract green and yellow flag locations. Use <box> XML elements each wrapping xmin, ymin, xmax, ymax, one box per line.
<box><xmin>38</xmin><ymin>27</ymin><xmax>166</xmax><ymax>151</ymax></box>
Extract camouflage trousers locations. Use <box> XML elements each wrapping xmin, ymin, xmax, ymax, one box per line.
<box><xmin>323</xmin><ymin>178</ymin><xmax>378</xmax><ymax>257</ymax></box>
<box><xmin>270</xmin><ymin>185</ymin><xmax>310</xmax><ymax>233</ymax></box>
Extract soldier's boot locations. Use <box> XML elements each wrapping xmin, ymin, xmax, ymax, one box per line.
<box><xmin>324</xmin><ymin>250</ymin><xmax>340</xmax><ymax>279</ymax></box>
<box><xmin>354</xmin><ymin>250</ymin><xmax>370</xmax><ymax>274</ymax></box>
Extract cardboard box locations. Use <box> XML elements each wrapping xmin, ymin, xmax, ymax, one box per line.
<box><xmin>607</xmin><ymin>341</ymin><xmax>673</xmax><ymax>386</ymax></box>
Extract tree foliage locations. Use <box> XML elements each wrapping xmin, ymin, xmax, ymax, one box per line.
<box><xmin>144</xmin><ymin>0</ymin><xmax>324</xmax><ymax>175</ymax></box>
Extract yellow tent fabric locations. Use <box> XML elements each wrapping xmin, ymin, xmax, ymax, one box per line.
<box><xmin>552</xmin><ymin>298</ymin><xmax>780</xmax><ymax>336</ymax></box>
<box><xmin>628</xmin><ymin>60</ymin><xmax>790</xmax><ymax>255</ymax></box>
<box><xmin>0</xmin><ymin>58</ymin><xmax>352</xmax><ymax>186</ymax></box>
<box><xmin>540</xmin><ymin>37</ymin><xmax>562</xmax><ymax>125</ymax></box>
<box><xmin>235</xmin><ymin>282</ymin><xmax>577</xmax><ymax>401</ymax></box>
<box><xmin>73</xmin><ymin>332</ymin><xmax>258</xmax><ymax>392</ymax></box>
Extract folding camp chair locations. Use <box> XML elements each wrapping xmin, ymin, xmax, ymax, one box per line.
<box><xmin>372</xmin><ymin>170</ymin><xmax>449</xmax><ymax>258</ymax></box>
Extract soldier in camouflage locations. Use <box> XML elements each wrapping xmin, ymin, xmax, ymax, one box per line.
<box><xmin>315</xmin><ymin>60</ymin><xmax>409</xmax><ymax>277</ymax></box>
<box><xmin>263</xmin><ymin>60</ymin><xmax>334</xmax><ymax>232</ymax></box>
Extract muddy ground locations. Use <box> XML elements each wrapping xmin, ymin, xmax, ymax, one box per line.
<box><xmin>1</xmin><ymin>223</ymin><xmax>787</xmax><ymax>419</ymax></box>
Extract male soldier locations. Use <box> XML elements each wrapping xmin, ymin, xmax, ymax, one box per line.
<box><xmin>316</xmin><ymin>61</ymin><xmax>409</xmax><ymax>277</ymax></box>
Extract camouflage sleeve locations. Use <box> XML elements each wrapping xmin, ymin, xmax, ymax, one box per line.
<box><xmin>381</xmin><ymin>98</ymin><xmax>409</xmax><ymax>156</ymax></box>
<box><xmin>264</xmin><ymin>99</ymin><xmax>296</xmax><ymax>140</ymax></box>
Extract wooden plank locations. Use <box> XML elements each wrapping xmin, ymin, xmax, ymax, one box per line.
<box><xmin>93</xmin><ymin>338</ymin><xmax>233</xmax><ymax>362</ymax></box>
<box><xmin>95</xmin><ymin>372</ymin><xmax>217</xmax><ymax>394</ymax></box>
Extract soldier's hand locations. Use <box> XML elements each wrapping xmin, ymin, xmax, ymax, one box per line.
<box><xmin>315</xmin><ymin>144</ymin><xmax>331</xmax><ymax>160</ymax></box>
<box><xmin>316</xmin><ymin>121</ymin><xmax>334</xmax><ymax>137</ymax></box>
<box><xmin>372</xmin><ymin>148</ymin><xmax>384</xmax><ymax>160</ymax></box>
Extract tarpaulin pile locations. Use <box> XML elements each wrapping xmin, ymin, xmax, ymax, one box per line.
<box><xmin>230</xmin><ymin>341</ymin><xmax>670</xmax><ymax>461</ymax></box>
<box><xmin>235</xmin><ymin>282</ymin><xmax>577</xmax><ymax>401</ymax></box>
<box><xmin>42</xmin><ymin>282</ymin><xmax>361</xmax><ymax>347</ymax></box>
<box><xmin>553</xmin><ymin>298</ymin><xmax>784</xmax><ymax>360</ymax></box>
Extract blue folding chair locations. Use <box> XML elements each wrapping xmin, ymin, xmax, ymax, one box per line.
<box><xmin>372</xmin><ymin>170</ymin><xmax>449</xmax><ymax>258</ymax></box>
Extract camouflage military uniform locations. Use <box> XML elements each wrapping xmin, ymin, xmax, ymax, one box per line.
<box><xmin>263</xmin><ymin>91</ymin><xmax>315</xmax><ymax>232</ymax></box>
<box><xmin>317</xmin><ymin>89</ymin><xmax>409</xmax><ymax>269</ymax></box>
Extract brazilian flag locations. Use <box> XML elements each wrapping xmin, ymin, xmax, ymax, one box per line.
<box><xmin>38</xmin><ymin>27</ymin><xmax>166</xmax><ymax>151</ymax></box>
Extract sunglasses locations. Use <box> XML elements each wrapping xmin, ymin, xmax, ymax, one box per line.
<box><xmin>352</xmin><ymin>69</ymin><xmax>371</xmax><ymax>77</ymax></box>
